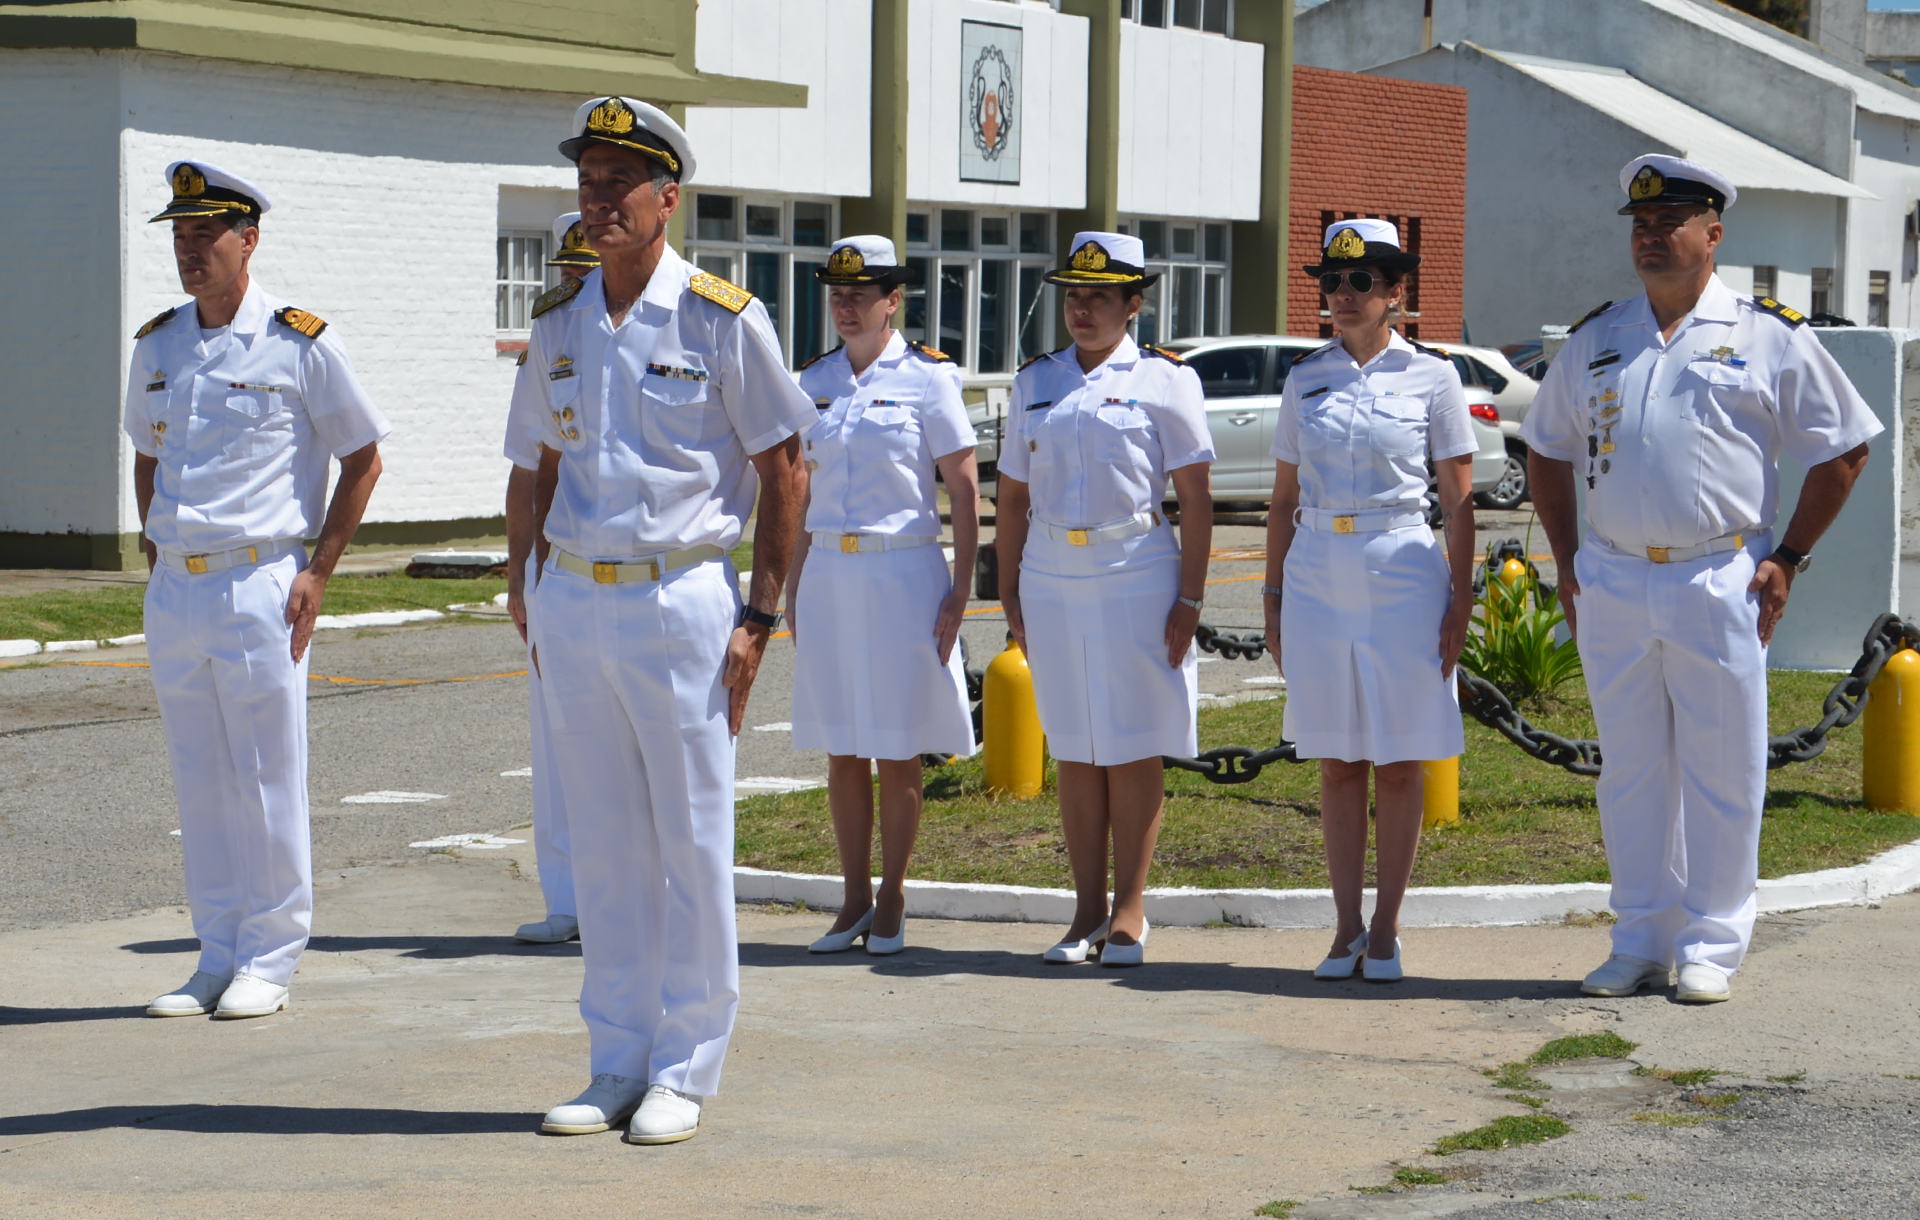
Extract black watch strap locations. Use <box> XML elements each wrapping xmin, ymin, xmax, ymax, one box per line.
<box><xmin>739</xmin><ymin>605</ymin><xmax>781</xmax><ymax>631</ymax></box>
<box><xmin>1771</xmin><ymin>543</ymin><xmax>1811</xmax><ymax>573</ymax></box>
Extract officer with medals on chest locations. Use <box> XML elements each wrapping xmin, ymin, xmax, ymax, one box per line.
<box><xmin>506</xmin><ymin>97</ymin><xmax>815</xmax><ymax>1144</ymax></box>
<box><xmin>502</xmin><ymin>212</ymin><xmax>598</xmax><ymax>946</ymax></box>
<box><xmin>129</xmin><ymin>162</ymin><xmax>390</xmax><ymax>1020</ymax></box>
<box><xmin>1525</xmin><ymin>155</ymin><xmax>1882</xmax><ymax>1004</ymax></box>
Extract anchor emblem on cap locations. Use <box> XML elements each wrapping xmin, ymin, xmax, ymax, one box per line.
<box><xmin>1328</xmin><ymin>227</ymin><xmax>1367</xmax><ymax>260</ymax></box>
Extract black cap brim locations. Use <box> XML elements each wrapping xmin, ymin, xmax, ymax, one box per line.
<box><xmin>1303</xmin><ymin>241</ymin><xmax>1420</xmax><ymax>277</ymax></box>
<box><xmin>816</xmin><ymin>265</ymin><xmax>916</xmax><ymax>287</ymax></box>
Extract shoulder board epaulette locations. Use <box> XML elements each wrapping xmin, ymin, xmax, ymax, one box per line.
<box><xmin>531</xmin><ymin>277</ymin><xmax>583</xmax><ymax>320</ymax></box>
<box><xmin>515</xmin><ymin>349</ymin><xmax>528</xmax><ymax>367</ymax></box>
<box><xmin>909</xmin><ymin>339</ymin><xmax>955</xmax><ymax>364</ymax></box>
<box><xmin>1292</xmin><ymin>341</ymin><xmax>1339</xmax><ymax>366</ymax></box>
<box><xmin>1408</xmin><ymin>340</ymin><xmax>1445</xmax><ymax>360</ymax></box>
<box><xmin>797</xmin><ymin>343</ymin><xmax>844</xmax><ymax>372</ymax></box>
<box><xmin>273</xmin><ymin>307</ymin><xmax>327</xmax><ymax>339</ymax></box>
<box><xmin>1567</xmin><ymin>300</ymin><xmax>1616</xmax><ymax>335</ymax></box>
<box><xmin>1754</xmin><ymin>296</ymin><xmax>1807</xmax><ymax>328</ymax></box>
<box><xmin>689</xmin><ymin>272</ymin><xmax>752</xmax><ymax>314</ymax></box>
<box><xmin>134</xmin><ymin>307</ymin><xmax>177</xmax><ymax>340</ymax></box>
<box><xmin>1140</xmin><ymin>343</ymin><xmax>1186</xmax><ymax>364</ymax></box>
<box><xmin>1017</xmin><ymin>349</ymin><xmax>1052</xmax><ymax>372</ymax></box>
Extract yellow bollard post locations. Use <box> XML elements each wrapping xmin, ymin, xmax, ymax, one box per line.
<box><xmin>1497</xmin><ymin>557</ymin><xmax>1528</xmax><ymax>588</ymax></box>
<box><xmin>984</xmin><ymin>634</ymin><xmax>1045</xmax><ymax>799</ymax></box>
<box><xmin>1864</xmin><ymin>648</ymin><xmax>1920</xmax><ymax>814</ymax></box>
<box><xmin>1421</xmin><ymin>756</ymin><xmax>1460</xmax><ymax>828</ymax></box>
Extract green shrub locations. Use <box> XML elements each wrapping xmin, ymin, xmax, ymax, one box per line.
<box><xmin>1461</xmin><ymin>565</ymin><xmax>1582</xmax><ymax>700</ymax></box>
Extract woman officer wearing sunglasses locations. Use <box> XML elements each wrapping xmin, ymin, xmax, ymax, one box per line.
<box><xmin>1261</xmin><ymin>219</ymin><xmax>1476</xmax><ymax>983</ymax></box>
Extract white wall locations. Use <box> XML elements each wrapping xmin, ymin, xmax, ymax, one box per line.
<box><xmin>1117</xmin><ymin>22</ymin><xmax>1263</xmax><ymax>221</ymax></box>
<box><xmin>1715</xmin><ymin>189</ymin><xmax>1843</xmax><ymax>317</ymax></box>
<box><xmin>906</xmin><ymin>0</ymin><xmax>1088</xmax><ymax>210</ymax></box>
<box><xmin>1852</xmin><ymin>114</ymin><xmax>1920</xmax><ymax>326</ymax></box>
<box><xmin>0</xmin><ymin>51</ymin><xmax>127</xmax><ymax>538</ymax></box>
<box><xmin>689</xmin><ymin>0</ymin><xmax>871</xmax><ymax>197</ymax></box>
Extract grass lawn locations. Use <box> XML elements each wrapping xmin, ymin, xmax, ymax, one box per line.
<box><xmin>736</xmin><ymin>669</ymin><xmax>1918</xmax><ymax>889</ymax></box>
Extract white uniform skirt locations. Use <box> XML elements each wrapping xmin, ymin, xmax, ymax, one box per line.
<box><xmin>1019</xmin><ymin>525</ymin><xmax>1198</xmax><ymax>766</ymax></box>
<box><xmin>792</xmin><ymin>543</ymin><xmax>976</xmax><ymax>760</ymax></box>
<box><xmin>1281</xmin><ymin>521</ymin><xmax>1464</xmax><ymax>764</ymax></box>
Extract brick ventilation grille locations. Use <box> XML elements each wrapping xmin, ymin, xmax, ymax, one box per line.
<box><xmin>1289</xmin><ymin>67</ymin><xmax>1468</xmax><ymax>343</ymax></box>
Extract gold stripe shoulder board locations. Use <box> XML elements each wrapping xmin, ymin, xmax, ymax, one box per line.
<box><xmin>134</xmin><ymin>307</ymin><xmax>177</xmax><ymax>340</ymax></box>
<box><xmin>689</xmin><ymin>272</ymin><xmax>753</xmax><ymax>314</ymax></box>
<box><xmin>531</xmin><ymin>277</ymin><xmax>584</xmax><ymax>319</ymax></box>
<box><xmin>274</xmin><ymin>307</ymin><xmax>328</xmax><ymax>339</ymax></box>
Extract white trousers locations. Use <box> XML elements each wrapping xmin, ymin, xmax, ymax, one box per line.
<box><xmin>144</xmin><ymin>552</ymin><xmax>312</xmax><ymax>986</ymax></box>
<box><xmin>530</xmin><ymin>555</ymin><xmax>740</xmax><ymax>1095</ymax></box>
<box><xmin>1575</xmin><ymin>536</ymin><xmax>1768</xmax><ymax>974</ymax></box>
<box><xmin>524</xmin><ymin>554</ymin><xmax>575</xmax><ymax>919</ymax></box>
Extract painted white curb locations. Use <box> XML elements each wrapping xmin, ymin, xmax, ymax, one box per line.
<box><xmin>0</xmin><ymin>639</ymin><xmax>44</xmax><ymax>658</ymax></box>
<box><xmin>313</xmin><ymin>609</ymin><xmax>445</xmax><ymax>630</ymax></box>
<box><xmin>734</xmin><ymin>834</ymin><xmax>1920</xmax><ymax>928</ymax></box>
<box><xmin>44</xmin><ymin>639</ymin><xmax>99</xmax><ymax>653</ymax></box>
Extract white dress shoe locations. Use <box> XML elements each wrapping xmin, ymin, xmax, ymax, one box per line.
<box><xmin>1675</xmin><ymin>962</ymin><xmax>1731</xmax><ymax>1003</ymax></box>
<box><xmin>808</xmin><ymin>907</ymin><xmax>875</xmax><ymax>953</ymax></box>
<box><xmin>866</xmin><ymin>914</ymin><xmax>905</xmax><ymax>956</ymax></box>
<box><xmin>1314</xmin><ymin>931</ymin><xmax>1369</xmax><ymax>980</ymax></box>
<box><xmin>514</xmin><ymin>914</ymin><xmax>580</xmax><ymax>944</ymax></box>
<box><xmin>1100</xmin><ymin>917</ymin><xmax>1149</xmax><ymax>968</ymax></box>
<box><xmin>627</xmin><ymin>1084</ymin><xmax>703</xmax><ymax>1145</ymax></box>
<box><xmin>213</xmin><ymin>972</ymin><xmax>289</xmax><ymax>1019</ymax></box>
<box><xmin>1043</xmin><ymin>918</ymin><xmax>1110</xmax><ymax>964</ymax></box>
<box><xmin>1580</xmin><ymin>954</ymin><xmax>1670</xmax><ymax>997</ymax></box>
<box><xmin>147</xmin><ymin>970</ymin><xmax>231</xmax><ymax>1017</ymax></box>
<box><xmin>1362</xmin><ymin>936</ymin><xmax>1404</xmax><ymax>982</ymax></box>
<box><xmin>541</xmin><ymin>1073</ymin><xmax>647</xmax><ymax>1135</ymax></box>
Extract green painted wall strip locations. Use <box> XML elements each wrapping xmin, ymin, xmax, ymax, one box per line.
<box><xmin>1230</xmin><ymin>0</ymin><xmax>1294</xmax><ymax>335</ymax></box>
<box><xmin>840</xmin><ymin>0</ymin><xmax>909</xmax><ymax>256</ymax></box>
<box><xmin>1055</xmin><ymin>0</ymin><xmax>1121</xmax><ymax>258</ymax></box>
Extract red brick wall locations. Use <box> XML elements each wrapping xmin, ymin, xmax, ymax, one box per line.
<box><xmin>1289</xmin><ymin>67</ymin><xmax>1467</xmax><ymax>342</ymax></box>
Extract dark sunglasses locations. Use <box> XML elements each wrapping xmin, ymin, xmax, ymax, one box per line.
<box><xmin>1318</xmin><ymin>270</ymin><xmax>1379</xmax><ymax>295</ymax></box>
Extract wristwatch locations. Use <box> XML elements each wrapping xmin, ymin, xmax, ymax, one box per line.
<box><xmin>1177</xmin><ymin>595</ymin><xmax>1203</xmax><ymax>612</ymax></box>
<box><xmin>1260</xmin><ymin>585</ymin><xmax>1285</xmax><ymax>599</ymax></box>
<box><xmin>739</xmin><ymin>605</ymin><xmax>782</xmax><ymax>631</ymax></box>
<box><xmin>1770</xmin><ymin>544</ymin><xmax>1812</xmax><ymax>575</ymax></box>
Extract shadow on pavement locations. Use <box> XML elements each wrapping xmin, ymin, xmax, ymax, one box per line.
<box><xmin>738</xmin><ymin>941</ymin><xmax>1575</xmax><ymax>1002</ymax></box>
<box><xmin>0</xmin><ymin>1005</ymin><xmax>149</xmax><ymax>1026</ymax></box>
<box><xmin>0</xmin><ymin>1104</ymin><xmax>537</xmax><ymax>1138</ymax></box>
<box><xmin>118</xmin><ymin>936</ymin><xmax>582</xmax><ymax>959</ymax></box>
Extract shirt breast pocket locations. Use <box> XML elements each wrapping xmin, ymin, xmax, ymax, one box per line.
<box><xmin>642</xmin><ymin>374</ymin><xmax>720</xmax><ymax>448</ymax></box>
<box><xmin>1298</xmin><ymin>399</ymin><xmax>1343</xmax><ymax>453</ymax></box>
<box><xmin>1093</xmin><ymin>404</ymin><xmax>1157</xmax><ymax>466</ymax></box>
<box><xmin>208</xmin><ymin>382</ymin><xmax>288</xmax><ymax>455</ymax></box>
<box><xmin>1682</xmin><ymin>365</ymin><xmax>1746</xmax><ymax>432</ymax></box>
<box><xmin>1368</xmin><ymin>395</ymin><xmax>1427</xmax><ymax>457</ymax></box>
<box><xmin>854</xmin><ymin>405</ymin><xmax>922</xmax><ymax>464</ymax></box>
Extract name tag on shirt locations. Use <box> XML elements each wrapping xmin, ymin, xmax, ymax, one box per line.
<box><xmin>647</xmin><ymin>363</ymin><xmax>709</xmax><ymax>383</ymax></box>
<box><xmin>1026</xmin><ymin>400</ymin><xmax>1052</xmax><ymax>411</ymax></box>
<box><xmin>1587</xmin><ymin>350</ymin><xmax>1620</xmax><ymax>371</ymax></box>
<box><xmin>1302</xmin><ymin>386</ymin><xmax>1331</xmax><ymax>399</ymax></box>
<box><xmin>145</xmin><ymin>374</ymin><xmax>166</xmax><ymax>392</ymax></box>
<box><xmin>550</xmin><ymin>354</ymin><xmax>575</xmax><ymax>381</ymax></box>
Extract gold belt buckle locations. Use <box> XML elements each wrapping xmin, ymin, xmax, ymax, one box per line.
<box><xmin>648</xmin><ymin>560</ymin><xmax>662</xmax><ymax>581</ymax></box>
<box><xmin>841</xmin><ymin>535</ymin><xmax>860</xmax><ymax>554</ymax></box>
<box><xmin>246</xmin><ymin>545</ymin><xmax>258</xmax><ymax>564</ymax></box>
<box><xmin>1333</xmin><ymin>516</ymin><xmax>1355</xmax><ymax>534</ymax></box>
<box><xmin>592</xmin><ymin>562</ymin><xmax>617</xmax><ymax>583</ymax></box>
<box><xmin>184</xmin><ymin>555</ymin><xmax>209</xmax><ymax>574</ymax></box>
<box><xmin>1067</xmin><ymin>529</ymin><xmax>1089</xmax><ymax>546</ymax></box>
<box><xmin>1646</xmin><ymin>546</ymin><xmax>1670</xmax><ymax>564</ymax></box>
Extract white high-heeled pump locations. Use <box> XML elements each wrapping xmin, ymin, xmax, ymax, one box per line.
<box><xmin>1043</xmin><ymin>918</ymin><xmax>1110</xmax><ymax>964</ymax></box>
<box><xmin>1099</xmin><ymin>916</ymin><xmax>1149</xmax><ymax>968</ymax></box>
<box><xmin>1314</xmin><ymin>930</ymin><xmax>1369</xmax><ymax>980</ymax></box>
<box><xmin>808</xmin><ymin>907</ymin><xmax>874</xmax><ymax>953</ymax></box>
<box><xmin>1363</xmin><ymin>936</ymin><xmax>1404</xmax><ymax>982</ymax></box>
<box><xmin>866</xmin><ymin>913</ymin><xmax>906</xmax><ymax>956</ymax></box>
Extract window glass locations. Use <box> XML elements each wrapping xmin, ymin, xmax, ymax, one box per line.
<box><xmin>1812</xmin><ymin>267</ymin><xmax>1833</xmax><ymax>316</ymax></box>
<box><xmin>903</xmin><ymin>257</ymin><xmax>930</xmax><ymax>345</ymax></box>
<box><xmin>1018</xmin><ymin>265</ymin><xmax>1050</xmax><ymax>363</ymax></box>
<box><xmin>1272</xmin><ymin>345</ymin><xmax>1318</xmax><ymax>388</ymax></box>
<box><xmin>496</xmin><ymin>231</ymin><xmax>549</xmax><ymax>330</ymax></box>
<box><xmin>1204</xmin><ymin>223</ymin><xmax>1226</xmax><ymax>262</ymax></box>
<box><xmin>939</xmin><ymin>263</ymin><xmax>969</xmax><ymax>362</ymax></box>
<box><xmin>695</xmin><ymin>253</ymin><xmax>732</xmax><ymax>282</ymax></box>
<box><xmin>1125</xmin><ymin>213</ymin><xmax>1231</xmax><ymax>345</ymax></box>
<box><xmin>979</xmin><ymin>260</ymin><xmax>1013</xmax><ymax>373</ymax></box>
<box><xmin>1171</xmin><ymin>265</ymin><xmax>1201</xmax><ymax>339</ymax></box>
<box><xmin>1020</xmin><ymin>212</ymin><xmax>1051</xmax><ymax>254</ymax></box>
<box><xmin>906</xmin><ymin>213</ymin><xmax>930</xmax><ymax>246</ymax></box>
<box><xmin>1870</xmin><ymin>270</ymin><xmax>1891</xmax><ymax>326</ymax></box>
<box><xmin>792</xmin><ymin>202</ymin><xmax>831</xmax><ymax>248</ymax></box>
<box><xmin>1448</xmin><ymin>352</ymin><xmax>1475</xmax><ymax>387</ymax></box>
<box><xmin>1751</xmin><ymin>264</ymin><xmax>1778</xmax><ymax>301</ymax></box>
<box><xmin>1138</xmin><ymin>220</ymin><xmax>1167</xmax><ymax>260</ymax></box>
<box><xmin>981</xmin><ymin>217</ymin><xmax>1010</xmax><ymax>248</ymax></box>
<box><xmin>696</xmin><ymin>194</ymin><xmax>737</xmax><ymax>242</ymax></box>
<box><xmin>1203</xmin><ymin>270</ymin><xmax>1224</xmax><ymax>337</ymax></box>
<box><xmin>748</xmin><ymin>252</ymin><xmax>783</xmax><ymax>353</ymax></box>
<box><xmin>1136</xmin><ymin>291</ymin><xmax>1161</xmax><ymax>346</ymax></box>
<box><xmin>1468</xmin><ymin>357</ymin><xmax>1508</xmax><ymax>396</ymax></box>
<box><xmin>746</xmin><ymin>204</ymin><xmax>781</xmax><ymax>240</ymax></box>
<box><xmin>941</xmin><ymin>210</ymin><xmax>974</xmax><ymax>251</ymax></box>
<box><xmin>792</xmin><ymin>262</ymin><xmax>826</xmax><ymax>365</ymax></box>
<box><xmin>1186</xmin><ymin>346</ymin><xmax>1264</xmax><ymax>398</ymax></box>
<box><xmin>1174</xmin><ymin>0</ymin><xmax>1201</xmax><ymax>28</ymax></box>
<box><xmin>1203</xmin><ymin>0</ymin><xmax>1228</xmax><ymax>33</ymax></box>
<box><xmin>1140</xmin><ymin>0</ymin><xmax>1165</xmax><ymax>26</ymax></box>
<box><xmin>1173</xmin><ymin>227</ymin><xmax>1196</xmax><ymax>257</ymax></box>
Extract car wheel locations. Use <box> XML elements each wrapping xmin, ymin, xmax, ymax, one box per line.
<box><xmin>1476</xmin><ymin>444</ymin><xmax>1529</xmax><ymax>511</ymax></box>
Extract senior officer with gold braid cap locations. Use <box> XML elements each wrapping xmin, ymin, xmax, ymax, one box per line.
<box><xmin>501</xmin><ymin>210</ymin><xmax>599</xmax><ymax>947</ymax></box>
<box><xmin>129</xmin><ymin>161</ymin><xmax>389</xmax><ymax>1020</ymax></box>
<box><xmin>1525</xmin><ymin>154</ymin><xmax>1881</xmax><ymax>1004</ymax></box>
<box><xmin>505</xmin><ymin>96</ymin><xmax>814</xmax><ymax>1144</ymax></box>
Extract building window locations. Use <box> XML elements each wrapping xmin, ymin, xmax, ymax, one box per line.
<box><xmin>1812</xmin><ymin>267</ymin><xmax>1833</xmax><ymax>317</ymax></box>
<box><xmin>685</xmin><ymin>192</ymin><xmax>839</xmax><ymax>367</ymax></box>
<box><xmin>1870</xmin><ymin>270</ymin><xmax>1890</xmax><ymax>326</ymax></box>
<box><xmin>1752</xmin><ymin>265</ymin><xmax>1778</xmax><ymax>301</ymax></box>
<box><xmin>1125</xmin><ymin>0</ymin><xmax>1229</xmax><ymax>33</ymax></box>
<box><xmin>904</xmin><ymin>206</ymin><xmax>1056</xmax><ymax>375</ymax></box>
<box><xmin>497</xmin><ymin>230</ymin><xmax>553</xmax><ymax>331</ymax></box>
<box><xmin>1122</xmin><ymin>216</ymin><xmax>1231</xmax><ymax>345</ymax></box>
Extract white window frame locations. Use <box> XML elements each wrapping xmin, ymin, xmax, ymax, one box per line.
<box><xmin>1118</xmin><ymin>215</ymin><xmax>1233</xmax><ymax>345</ymax></box>
<box><xmin>496</xmin><ymin>228</ymin><xmax>555</xmax><ymax>336</ymax></box>
<box><xmin>905</xmin><ymin>206</ymin><xmax>1057</xmax><ymax>381</ymax></box>
<box><xmin>1122</xmin><ymin>0</ymin><xmax>1233</xmax><ymax>36</ymax></box>
<box><xmin>684</xmin><ymin>191</ymin><xmax>839</xmax><ymax>368</ymax></box>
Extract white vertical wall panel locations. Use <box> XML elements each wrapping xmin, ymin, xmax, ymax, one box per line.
<box><xmin>1118</xmin><ymin>24</ymin><xmax>1263</xmax><ymax>221</ymax></box>
<box><xmin>689</xmin><ymin>0</ymin><xmax>869</xmax><ymax>198</ymax></box>
<box><xmin>906</xmin><ymin>0</ymin><xmax>1088</xmax><ymax>209</ymax></box>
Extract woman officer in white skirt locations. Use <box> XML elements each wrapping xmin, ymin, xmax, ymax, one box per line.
<box><xmin>1261</xmin><ymin>219</ymin><xmax>1476</xmax><ymax>983</ymax></box>
<box><xmin>788</xmin><ymin>235</ymin><xmax>980</xmax><ymax>956</ymax></box>
<box><xmin>998</xmin><ymin>231</ymin><xmax>1214</xmax><ymax>969</ymax></box>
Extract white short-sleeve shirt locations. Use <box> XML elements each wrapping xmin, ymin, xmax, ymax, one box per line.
<box><xmin>1000</xmin><ymin>336</ymin><xmax>1214</xmax><ymax>528</ymax></box>
<box><xmin>1270</xmin><ymin>331</ymin><xmax>1477</xmax><ymax>513</ymax></box>
<box><xmin>122</xmin><ymin>280</ymin><xmax>391</xmax><ymax>555</ymax></box>
<box><xmin>1520</xmin><ymin>275</ymin><xmax>1884</xmax><ymax>550</ymax></box>
<box><xmin>504</xmin><ymin>247</ymin><xmax>819</xmax><ymax>559</ymax></box>
<box><xmin>797</xmin><ymin>331</ymin><xmax>974</xmax><ymax>537</ymax></box>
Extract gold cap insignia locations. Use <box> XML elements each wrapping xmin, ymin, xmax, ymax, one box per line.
<box><xmin>1071</xmin><ymin>241</ymin><xmax>1108</xmax><ymax>273</ymax></box>
<box><xmin>561</xmin><ymin>223</ymin><xmax>592</xmax><ymax>254</ymax></box>
<box><xmin>1328</xmin><ymin>227</ymin><xmax>1366</xmax><ymax>260</ymax></box>
<box><xmin>828</xmin><ymin>245</ymin><xmax>866</xmax><ymax>276</ymax></box>
<box><xmin>1629</xmin><ymin>165</ymin><xmax>1664</xmax><ymax>201</ymax></box>
<box><xmin>587</xmin><ymin>97</ymin><xmax>636</xmax><ymax>137</ymax></box>
<box><xmin>172</xmin><ymin>164</ymin><xmax>207</xmax><ymax>198</ymax></box>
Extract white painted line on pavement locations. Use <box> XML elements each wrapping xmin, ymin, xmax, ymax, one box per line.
<box><xmin>45</xmin><ymin>640</ymin><xmax>99</xmax><ymax>653</ymax></box>
<box><xmin>313</xmin><ymin>609</ymin><xmax>445</xmax><ymax>630</ymax></box>
<box><xmin>500</xmin><ymin>766</ymin><xmax>533</xmax><ymax>777</ymax></box>
<box><xmin>751</xmin><ymin>722</ymin><xmax>793</xmax><ymax>732</ymax></box>
<box><xmin>1242</xmin><ymin>676</ymin><xmax>1284</xmax><ymax>686</ymax></box>
<box><xmin>735</xmin><ymin>776</ymin><xmax>825</xmax><ymax>799</ymax></box>
<box><xmin>409</xmin><ymin>832</ymin><xmax>526</xmax><ymax>850</ymax></box>
<box><xmin>342</xmin><ymin>790</ymin><xmax>448</xmax><ymax>804</ymax></box>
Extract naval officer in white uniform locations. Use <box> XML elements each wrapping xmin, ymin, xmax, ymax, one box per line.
<box><xmin>1262</xmin><ymin>220</ymin><xmax>1477</xmax><ymax>984</ymax></box>
<box><xmin>1526</xmin><ymin>155</ymin><xmax>1880</xmax><ymax>1003</ymax></box>
<box><xmin>503</xmin><ymin>212</ymin><xmax>599</xmax><ymax>945</ymax></box>
<box><xmin>128</xmin><ymin>161</ymin><xmax>389</xmax><ymax>1020</ymax></box>
<box><xmin>998</xmin><ymin>231</ymin><xmax>1215</xmax><ymax>969</ymax></box>
<box><xmin>786</xmin><ymin>236</ymin><xmax>979</xmax><ymax>957</ymax></box>
<box><xmin>508</xmin><ymin>97</ymin><xmax>814</xmax><ymax>1143</ymax></box>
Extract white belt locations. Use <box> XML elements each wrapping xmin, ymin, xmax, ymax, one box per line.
<box><xmin>811</xmin><ymin>531</ymin><xmax>940</xmax><ymax>554</ymax></box>
<box><xmin>1294</xmin><ymin>506</ymin><xmax>1427</xmax><ymax>534</ymax></box>
<box><xmin>554</xmin><ymin>544</ymin><xmax>725</xmax><ymax>584</ymax></box>
<box><xmin>1030</xmin><ymin>510</ymin><xmax>1162</xmax><ymax>547</ymax></box>
<box><xmin>159</xmin><ymin>538</ymin><xmax>303</xmax><ymax>575</ymax></box>
<box><xmin>1591</xmin><ymin>529</ymin><xmax>1749</xmax><ymax>565</ymax></box>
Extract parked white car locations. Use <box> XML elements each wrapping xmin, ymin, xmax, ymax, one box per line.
<box><xmin>1419</xmin><ymin>341</ymin><xmax>1538</xmax><ymax>510</ymax></box>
